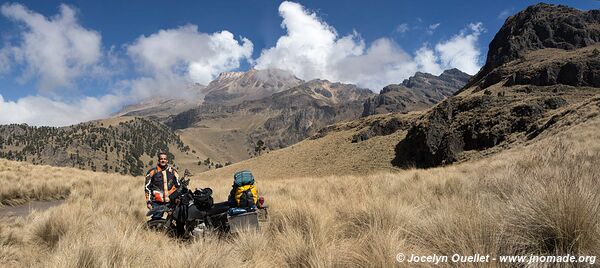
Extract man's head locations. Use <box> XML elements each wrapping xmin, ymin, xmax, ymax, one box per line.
<box><xmin>157</xmin><ymin>152</ymin><xmax>168</xmax><ymax>168</ymax></box>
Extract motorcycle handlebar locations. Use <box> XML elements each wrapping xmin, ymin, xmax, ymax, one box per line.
<box><xmin>179</xmin><ymin>178</ymin><xmax>190</xmax><ymax>188</ymax></box>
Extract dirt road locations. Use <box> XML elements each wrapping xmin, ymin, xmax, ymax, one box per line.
<box><xmin>0</xmin><ymin>200</ymin><xmax>65</xmax><ymax>218</ymax></box>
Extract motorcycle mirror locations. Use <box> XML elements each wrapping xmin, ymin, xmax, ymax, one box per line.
<box><xmin>259</xmin><ymin>196</ymin><xmax>265</xmax><ymax>206</ymax></box>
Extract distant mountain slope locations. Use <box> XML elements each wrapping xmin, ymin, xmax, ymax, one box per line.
<box><xmin>0</xmin><ymin>117</ymin><xmax>189</xmax><ymax>176</ymax></box>
<box><xmin>201</xmin><ymin>68</ymin><xmax>303</xmax><ymax>105</ymax></box>
<box><xmin>200</xmin><ymin>112</ymin><xmax>419</xmax><ymax>180</ymax></box>
<box><xmin>117</xmin><ymin>97</ymin><xmax>199</xmax><ymax>119</ymax></box>
<box><xmin>362</xmin><ymin>69</ymin><xmax>470</xmax><ymax>116</ymax></box>
<box><xmin>116</xmin><ymin>83</ymin><xmax>205</xmax><ymax>119</ymax></box>
<box><xmin>248</xmin><ymin>79</ymin><xmax>375</xmax><ymax>148</ymax></box>
<box><xmin>167</xmin><ymin>79</ymin><xmax>375</xmax><ymax>150</ymax></box>
<box><xmin>116</xmin><ymin>68</ymin><xmax>302</xmax><ymax>119</ymax></box>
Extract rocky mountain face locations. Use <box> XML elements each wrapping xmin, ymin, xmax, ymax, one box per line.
<box><xmin>464</xmin><ymin>3</ymin><xmax>600</xmax><ymax>91</ymax></box>
<box><xmin>392</xmin><ymin>3</ymin><xmax>600</xmax><ymax>168</ymax></box>
<box><xmin>201</xmin><ymin>68</ymin><xmax>303</xmax><ymax>105</ymax></box>
<box><xmin>167</xmin><ymin>79</ymin><xmax>374</xmax><ymax>149</ymax></box>
<box><xmin>252</xmin><ymin>80</ymin><xmax>375</xmax><ymax>148</ymax></box>
<box><xmin>362</xmin><ymin>68</ymin><xmax>471</xmax><ymax>116</ymax></box>
<box><xmin>117</xmin><ymin>68</ymin><xmax>302</xmax><ymax>118</ymax></box>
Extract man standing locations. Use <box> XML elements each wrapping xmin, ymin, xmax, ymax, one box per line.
<box><xmin>145</xmin><ymin>152</ymin><xmax>180</xmax><ymax>219</ymax></box>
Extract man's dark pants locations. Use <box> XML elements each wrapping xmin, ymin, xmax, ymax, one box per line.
<box><xmin>149</xmin><ymin>201</ymin><xmax>168</xmax><ymax>220</ymax></box>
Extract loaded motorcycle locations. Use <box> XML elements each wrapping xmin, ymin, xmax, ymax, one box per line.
<box><xmin>146</xmin><ymin>170</ymin><xmax>268</xmax><ymax>238</ymax></box>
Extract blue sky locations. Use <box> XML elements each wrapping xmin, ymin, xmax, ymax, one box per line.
<box><xmin>0</xmin><ymin>0</ymin><xmax>596</xmax><ymax>126</ymax></box>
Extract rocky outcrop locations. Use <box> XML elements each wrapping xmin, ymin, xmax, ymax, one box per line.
<box><xmin>363</xmin><ymin>69</ymin><xmax>470</xmax><ymax>116</ymax></box>
<box><xmin>392</xmin><ymin>95</ymin><xmax>568</xmax><ymax>168</ymax></box>
<box><xmin>464</xmin><ymin>3</ymin><xmax>600</xmax><ymax>90</ymax></box>
<box><xmin>476</xmin><ymin>45</ymin><xmax>600</xmax><ymax>89</ymax></box>
<box><xmin>350</xmin><ymin>117</ymin><xmax>412</xmax><ymax>143</ymax></box>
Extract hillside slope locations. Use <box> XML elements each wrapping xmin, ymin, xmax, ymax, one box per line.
<box><xmin>0</xmin><ymin>117</ymin><xmax>190</xmax><ymax>176</ymax></box>
<box><xmin>199</xmin><ymin>111</ymin><xmax>419</xmax><ymax>180</ymax></box>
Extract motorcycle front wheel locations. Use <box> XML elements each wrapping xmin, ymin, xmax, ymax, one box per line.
<box><xmin>146</xmin><ymin>219</ymin><xmax>176</xmax><ymax>236</ymax></box>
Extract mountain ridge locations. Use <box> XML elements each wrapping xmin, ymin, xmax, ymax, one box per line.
<box><xmin>463</xmin><ymin>3</ymin><xmax>600</xmax><ymax>91</ymax></box>
<box><xmin>362</xmin><ymin>68</ymin><xmax>470</xmax><ymax>116</ymax></box>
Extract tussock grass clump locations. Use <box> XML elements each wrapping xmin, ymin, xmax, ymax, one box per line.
<box><xmin>342</xmin><ymin>229</ymin><xmax>407</xmax><ymax>268</ymax></box>
<box><xmin>409</xmin><ymin>200</ymin><xmax>507</xmax><ymax>257</ymax></box>
<box><xmin>30</xmin><ymin>212</ymin><xmax>70</xmax><ymax>249</ymax></box>
<box><xmin>75</xmin><ymin>246</ymin><xmax>98</xmax><ymax>268</ymax></box>
<box><xmin>503</xmin><ymin>141</ymin><xmax>600</xmax><ymax>256</ymax></box>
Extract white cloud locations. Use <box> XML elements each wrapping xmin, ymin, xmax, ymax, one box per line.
<box><xmin>427</xmin><ymin>23</ymin><xmax>440</xmax><ymax>34</ymax></box>
<box><xmin>413</xmin><ymin>23</ymin><xmax>483</xmax><ymax>76</ymax></box>
<box><xmin>255</xmin><ymin>1</ymin><xmax>416</xmax><ymax>89</ymax></box>
<box><xmin>0</xmin><ymin>51</ymin><xmax>10</xmax><ymax>75</ymax></box>
<box><xmin>126</xmin><ymin>24</ymin><xmax>253</xmax><ymax>97</ymax></box>
<box><xmin>123</xmin><ymin>75</ymin><xmax>190</xmax><ymax>101</ymax></box>
<box><xmin>0</xmin><ymin>17</ymin><xmax>254</xmax><ymax>126</ymax></box>
<box><xmin>396</xmin><ymin>23</ymin><xmax>409</xmax><ymax>33</ymax></box>
<box><xmin>415</xmin><ymin>46</ymin><xmax>443</xmax><ymax>75</ymax></box>
<box><xmin>256</xmin><ymin>1</ymin><xmax>347</xmax><ymax>80</ymax></box>
<box><xmin>428</xmin><ymin>23</ymin><xmax>440</xmax><ymax>30</ymax></box>
<box><xmin>256</xmin><ymin>1</ymin><xmax>483</xmax><ymax>89</ymax></box>
<box><xmin>0</xmin><ymin>3</ymin><xmax>124</xmax><ymax>126</ymax></box>
<box><xmin>0</xmin><ymin>3</ymin><xmax>102</xmax><ymax>91</ymax></box>
<box><xmin>434</xmin><ymin>22</ymin><xmax>484</xmax><ymax>74</ymax></box>
<box><xmin>332</xmin><ymin>38</ymin><xmax>418</xmax><ymax>90</ymax></box>
<box><xmin>0</xmin><ymin>94</ymin><xmax>125</xmax><ymax>126</ymax></box>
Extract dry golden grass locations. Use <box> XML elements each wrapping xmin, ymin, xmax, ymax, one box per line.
<box><xmin>0</xmin><ymin>117</ymin><xmax>599</xmax><ymax>267</ymax></box>
<box><xmin>0</xmin><ymin>160</ymin><xmax>82</xmax><ymax>206</ymax></box>
<box><xmin>201</xmin><ymin>127</ymin><xmax>407</xmax><ymax>181</ymax></box>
